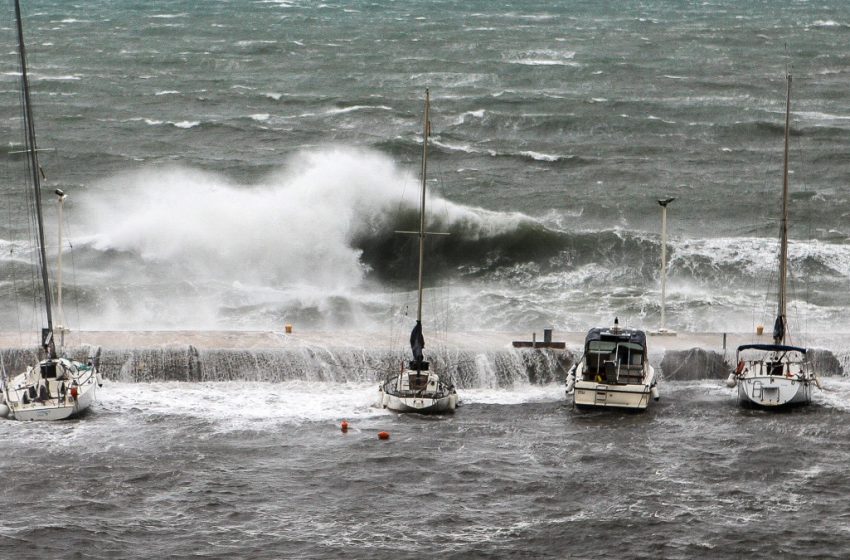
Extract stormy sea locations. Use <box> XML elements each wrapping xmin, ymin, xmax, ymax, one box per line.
<box><xmin>1</xmin><ymin>0</ymin><xmax>850</xmax><ymax>558</ymax></box>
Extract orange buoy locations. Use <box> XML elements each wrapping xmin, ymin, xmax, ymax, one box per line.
<box><xmin>378</xmin><ymin>431</ymin><xmax>390</xmax><ymax>440</ymax></box>
<box><xmin>340</xmin><ymin>420</ymin><xmax>349</xmax><ymax>433</ymax></box>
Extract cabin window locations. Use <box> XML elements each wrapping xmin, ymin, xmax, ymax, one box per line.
<box><xmin>408</xmin><ymin>373</ymin><xmax>429</xmax><ymax>391</ymax></box>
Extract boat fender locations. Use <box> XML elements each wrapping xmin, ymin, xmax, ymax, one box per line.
<box><xmin>814</xmin><ymin>376</ymin><xmax>822</xmax><ymax>390</ymax></box>
<box><xmin>650</xmin><ymin>385</ymin><xmax>660</xmax><ymax>401</ymax></box>
<box><xmin>735</xmin><ymin>361</ymin><xmax>746</xmax><ymax>375</ymax></box>
<box><xmin>70</xmin><ymin>386</ymin><xmax>79</xmax><ymax>400</ymax></box>
<box><xmin>725</xmin><ymin>373</ymin><xmax>738</xmax><ymax>388</ymax></box>
<box><xmin>565</xmin><ymin>365</ymin><xmax>576</xmax><ymax>394</ymax></box>
<box><xmin>0</xmin><ymin>403</ymin><xmax>8</xmax><ymax>418</ymax></box>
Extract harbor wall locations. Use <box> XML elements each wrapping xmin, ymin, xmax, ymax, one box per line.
<box><xmin>0</xmin><ymin>331</ymin><xmax>844</xmax><ymax>386</ymax></box>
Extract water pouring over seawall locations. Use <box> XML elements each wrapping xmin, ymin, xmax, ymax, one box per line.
<box><xmin>0</xmin><ymin>331</ymin><xmax>843</xmax><ymax>386</ymax></box>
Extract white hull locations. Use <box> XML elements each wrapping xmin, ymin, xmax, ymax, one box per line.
<box><xmin>567</xmin><ymin>324</ymin><xmax>658</xmax><ymax>411</ymax></box>
<box><xmin>573</xmin><ymin>371</ymin><xmax>657</xmax><ymax>410</ymax></box>
<box><xmin>736</xmin><ymin>375</ymin><xmax>811</xmax><ymax>408</ymax></box>
<box><xmin>379</xmin><ymin>368</ymin><xmax>458</xmax><ymax>414</ymax></box>
<box><xmin>2</xmin><ymin>358</ymin><xmax>100</xmax><ymax>421</ymax></box>
<box><xmin>380</xmin><ymin>391</ymin><xmax>458</xmax><ymax>413</ymax></box>
<box><xmin>731</xmin><ymin>344</ymin><xmax>815</xmax><ymax>409</ymax></box>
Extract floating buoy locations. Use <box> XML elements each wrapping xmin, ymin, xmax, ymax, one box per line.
<box><xmin>378</xmin><ymin>431</ymin><xmax>390</xmax><ymax>440</ymax></box>
<box><xmin>340</xmin><ymin>420</ymin><xmax>349</xmax><ymax>433</ymax></box>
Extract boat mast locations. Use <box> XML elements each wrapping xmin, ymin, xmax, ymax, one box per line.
<box><xmin>56</xmin><ymin>189</ymin><xmax>67</xmax><ymax>352</ymax></box>
<box><xmin>14</xmin><ymin>0</ymin><xmax>54</xmax><ymax>356</ymax></box>
<box><xmin>416</xmin><ymin>89</ymin><xmax>430</xmax><ymax>324</ymax></box>
<box><xmin>776</xmin><ymin>73</ymin><xmax>791</xmax><ymax>345</ymax></box>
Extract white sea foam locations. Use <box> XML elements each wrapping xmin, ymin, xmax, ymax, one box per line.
<box><xmin>506</xmin><ymin>49</ymin><xmax>578</xmax><ymax>66</ymax></box>
<box><xmin>520</xmin><ymin>151</ymin><xmax>562</xmax><ymax>162</ymax></box>
<box><xmin>461</xmin><ymin>384</ymin><xmax>564</xmax><ymax>405</ymax></box>
<box><xmin>172</xmin><ymin>120</ymin><xmax>200</xmax><ymax>129</ymax></box>
<box><xmin>452</xmin><ymin>109</ymin><xmax>486</xmax><ymax>125</ymax></box>
<box><xmin>811</xmin><ymin>20</ymin><xmax>846</xmax><ymax>28</ymax></box>
<box><xmin>323</xmin><ymin>105</ymin><xmax>392</xmax><ymax>115</ymax></box>
<box><xmin>69</xmin><ymin>147</ymin><xmax>539</xmax><ymax>329</ymax></box>
<box><xmin>100</xmin><ymin>380</ymin><xmax>389</xmax><ymax>430</ymax></box>
<box><xmin>33</xmin><ymin>74</ymin><xmax>80</xmax><ymax>81</ymax></box>
<box><xmin>250</xmin><ymin>113</ymin><xmax>271</xmax><ymax>122</ymax></box>
<box><xmin>155</xmin><ymin>90</ymin><xmax>180</xmax><ymax>96</ymax></box>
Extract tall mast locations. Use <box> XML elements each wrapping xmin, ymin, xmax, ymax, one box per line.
<box><xmin>14</xmin><ymin>0</ymin><xmax>54</xmax><ymax>354</ymax></box>
<box><xmin>776</xmin><ymin>73</ymin><xmax>791</xmax><ymax>345</ymax></box>
<box><xmin>416</xmin><ymin>89</ymin><xmax>430</xmax><ymax>323</ymax></box>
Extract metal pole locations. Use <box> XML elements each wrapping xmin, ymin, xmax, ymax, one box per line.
<box><xmin>661</xmin><ymin>204</ymin><xmax>667</xmax><ymax>331</ymax></box>
<box><xmin>657</xmin><ymin>197</ymin><xmax>675</xmax><ymax>332</ymax></box>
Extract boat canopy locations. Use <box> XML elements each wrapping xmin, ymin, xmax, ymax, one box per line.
<box><xmin>584</xmin><ymin>327</ymin><xmax>646</xmax><ymax>350</ymax></box>
<box><xmin>736</xmin><ymin>343</ymin><xmax>807</xmax><ymax>354</ymax></box>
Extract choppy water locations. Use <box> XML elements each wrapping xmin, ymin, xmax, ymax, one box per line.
<box><xmin>2</xmin><ymin>1</ymin><xmax>850</xmax><ymax>558</ymax></box>
<box><xmin>0</xmin><ymin>0</ymin><xmax>849</xmax><ymax>335</ymax></box>
<box><xmin>2</xmin><ymin>379</ymin><xmax>850</xmax><ymax>559</ymax></box>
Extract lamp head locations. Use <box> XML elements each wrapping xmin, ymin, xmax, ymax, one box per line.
<box><xmin>657</xmin><ymin>197</ymin><xmax>675</xmax><ymax>207</ymax></box>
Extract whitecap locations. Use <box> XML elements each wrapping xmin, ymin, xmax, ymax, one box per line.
<box><xmin>323</xmin><ymin>105</ymin><xmax>392</xmax><ymax>115</ymax></box>
<box><xmin>172</xmin><ymin>121</ymin><xmax>200</xmax><ymax>129</ymax></box>
<box><xmin>520</xmin><ymin>151</ymin><xmax>562</xmax><ymax>162</ymax></box>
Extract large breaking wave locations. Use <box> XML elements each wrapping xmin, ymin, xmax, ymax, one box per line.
<box><xmin>2</xmin><ymin>146</ymin><xmax>849</xmax><ymax>333</ymax></box>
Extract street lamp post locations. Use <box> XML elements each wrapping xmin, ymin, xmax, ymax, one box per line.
<box><xmin>657</xmin><ymin>197</ymin><xmax>676</xmax><ymax>335</ymax></box>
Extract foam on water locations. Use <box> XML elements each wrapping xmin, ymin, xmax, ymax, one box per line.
<box><xmin>96</xmin><ymin>379</ymin><xmax>571</xmax><ymax>431</ymax></box>
<box><xmin>100</xmin><ymin>380</ymin><xmax>389</xmax><ymax>430</ymax></box>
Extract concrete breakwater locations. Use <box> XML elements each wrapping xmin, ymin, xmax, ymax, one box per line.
<box><xmin>0</xmin><ymin>331</ymin><xmax>844</xmax><ymax>386</ymax></box>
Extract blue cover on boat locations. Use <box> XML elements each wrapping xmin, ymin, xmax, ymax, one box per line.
<box><xmin>736</xmin><ymin>343</ymin><xmax>807</xmax><ymax>354</ymax></box>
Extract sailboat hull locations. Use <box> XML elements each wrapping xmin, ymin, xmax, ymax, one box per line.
<box><xmin>736</xmin><ymin>375</ymin><xmax>811</xmax><ymax>408</ymax></box>
<box><xmin>378</xmin><ymin>369</ymin><xmax>458</xmax><ymax>414</ymax></box>
<box><xmin>3</xmin><ymin>359</ymin><xmax>100</xmax><ymax>421</ymax></box>
<box><xmin>380</xmin><ymin>392</ymin><xmax>458</xmax><ymax>414</ymax></box>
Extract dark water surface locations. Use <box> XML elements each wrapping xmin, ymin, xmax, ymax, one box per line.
<box><xmin>2</xmin><ymin>380</ymin><xmax>849</xmax><ymax>559</ymax></box>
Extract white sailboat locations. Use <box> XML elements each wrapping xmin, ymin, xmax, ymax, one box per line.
<box><xmin>0</xmin><ymin>0</ymin><xmax>101</xmax><ymax>421</ymax></box>
<box><xmin>566</xmin><ymin>318</ymin><xmax>659</xmax><ymax>410</ymax></box>
<box><xmin>726</xmin><ymin>72</ymin><xmax>818</xmax><ymax>408</ymax></box>
<box><xmin>378</xmin><ymin>89</ymin><xmax>458</xmax><ymax>414</ymax></box>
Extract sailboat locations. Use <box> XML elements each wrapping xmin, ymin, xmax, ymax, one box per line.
<box><xmin>0</xmin><ymin>0</ymin><xmax>101</xmax><ymax>421</ymax></box>
<box><xmin>726</xmin><ymin>72</ymin><xmax>819</xmax><ymax>408</ymax></box>
<box><xmin>378</xmin><ymin>89</ymin><xmax>458</xmax><ymax>414</ymax></box>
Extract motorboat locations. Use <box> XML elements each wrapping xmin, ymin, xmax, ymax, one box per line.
<box><xmin>566</xmin><ymin>318</ymin><xmax>659</xmax><ymax>410</ymax></box>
